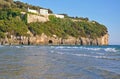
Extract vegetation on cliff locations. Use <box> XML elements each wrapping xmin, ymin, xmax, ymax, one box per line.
<box><xmin>28</xmin><ymin>15</ymin><xmax>107</xmax><ymax>39</ymax></box>
<box><xmin>0</xmin><ymin>0</ymin><xmax>53</xmax><ymax>13</ymax></box>
<box><xmin>0</xmin><ymin>0</ymin><xmax>108</xmax><ymax>40</ymax></box>
<box><xmin>0</xmin><ymin>8</ymin><xmax>28</xmax><ymax>38</ymax></box>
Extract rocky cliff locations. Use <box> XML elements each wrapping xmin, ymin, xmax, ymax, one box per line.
<box><xmin>0</xmin><ymin>33</ymin><xmax>109</xmax><ymax>45</ymax></box>
<box><xmin>0</xmin><ymin>0</ymin><xmax>109</xmax><ymax>46</ymax></box>
<box><xmin>0</xmin><ymin>12</ymin><xmax>109</xmax><ymax>45</ymax></box>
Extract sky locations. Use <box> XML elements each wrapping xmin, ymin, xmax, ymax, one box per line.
<box><xmin>18</xmin><ymin>0</ymin><xmax>120</xmax><ymax>45</ymax></box>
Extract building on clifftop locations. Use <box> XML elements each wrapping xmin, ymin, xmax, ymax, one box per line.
<box><xmin>27</xmin><ymin>7</ymin><xmax>39</xmax><ymax>14</ymax></box>
<box><xmin>27</xmin><ymin>7</ymin><xmax>64</xmax><ymax>19</ymax></box>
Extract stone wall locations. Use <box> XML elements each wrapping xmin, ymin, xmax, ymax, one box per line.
<box><xmin>27</xmin><ymin>13</ymin><xmax>65</xmax><ymax>23</ymax></box>
<box><xmin>27</xmin><ymin>14</ymin><xmax>49</xmax><ymax>23</ymax></box>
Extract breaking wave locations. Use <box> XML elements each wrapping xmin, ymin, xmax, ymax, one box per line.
<box><xmin>104</xmin><ymin>48</ymin><xmax>118</xmax><ymax>52</ymax></box>
<box><xmin>54</xmin><ymin>45</ymin><xmax>120</xmax><ymax>61</ymax></box>
<box><xmin>53</xmin><ymin>46</ymin><xmax>119</xmax><ymax>53</ymax></box>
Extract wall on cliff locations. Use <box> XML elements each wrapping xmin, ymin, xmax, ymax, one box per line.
<box><xmin>27</xmin><ymin>14</ymin><xmax>49</xmax><ymax>23</ymax></box>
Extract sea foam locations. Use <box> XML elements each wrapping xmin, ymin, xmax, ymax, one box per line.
<box><xmin>104</xmin><ymin>48</ymin><xmax>118</xmax><ymax>52</ymax></box>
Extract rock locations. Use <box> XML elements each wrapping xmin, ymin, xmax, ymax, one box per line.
<box><xmin>0</xmin><ymin>33</ymin><xmax>109</xmax><ymax>45</ymax></box>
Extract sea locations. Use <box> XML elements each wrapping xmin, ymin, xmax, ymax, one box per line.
<box><xmin>0</xmin><ymin>45</ymin><xmax>120</xmax><ymax>79</ymax></box>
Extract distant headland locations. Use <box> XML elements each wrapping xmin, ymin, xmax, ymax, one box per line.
<box><xmin>0</xmin><ymin>0</ymin><xmax>108</xmax><ymax>45</ymax></box>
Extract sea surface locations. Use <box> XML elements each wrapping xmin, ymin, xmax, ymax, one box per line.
<box><xmin>0</xmin><ymin>45</ymin><xmax>120</xmax><ymax>79</ymax></box>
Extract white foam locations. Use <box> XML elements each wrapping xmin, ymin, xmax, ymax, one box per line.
<box><xmin>86</xmin><ymin>48</ymin><xmax>101</xmax><ymax>51</ymax></box>
<box><xmin>56</xmin><ymin>52</ymin><xmax>64</xmax><ymax>55</ymax></box>
<box><xmin>54</xmin><ymin>46</ymin><xmax>102</xmax><ymax>51</ymax></box>
<box><xmin>96</xmin><ymin>52</ymin><xmax>105</xmax><ymax>55</ymax></box>
<box><xmin>72</xmin><ymin>53</ymin><xmax>108</xmax><ymax>59</ymax></box>
<box><xmin>92</xmin><ymin>55</ymin><xmax>106</xmax><ymax>59</ymax></box>
<box><xmin>104</xmin><ymin>48</ymin><xmax>117</xmax><ymax>52</ymax></box>
<box><xmin>74</xmin><ymin>53</ymin><xmax>88</xmax><ymax>57</ymax></box>
<box><xmin>75</xmin><ymin>47</ymin><xmax>102</xmax><ymax>51</ymax></box>
<box><xmin>79</xmin><ymin>47</ymin><xmax>118</xmax><ymax>53</ymax></box>
<box><xmin>55</xmin><ymin>46</ymin><xmax>65</xmax><ymax>49</ymax></box>
<box><xmin>15</xmin><ymin>46</ymin><xmax>22</xmax><ymax>48</ymax></box>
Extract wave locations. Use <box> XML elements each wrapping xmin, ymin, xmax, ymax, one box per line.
<box><xmin>9</xmin><ymin>45</ymin><xmax>40</xmax><ymax>49</ymax></box>
<box><xmin>55</xmin><ymin>51</ymin><xmax>120</xmax><ymax>60</ymax></box>
<box><xmin>1</xmin><ymin>45</ymin><xmax>119</xmax><ymax>53</ymax></box>
<box><xmin>81</xmin><ymin>47</ymin><xmax>118</xmax><ymax>52</ymax></box>
<box><xmin>73</xmin><ymin>54</ymin><xmax>120</xmax><ymax>60</ymax></box>
<box><xmin>73</xmin><ymin>53</ymin><xmax>106</xmax><ymax>58</ymax></box>
<box><xmin>53</xmin><ymin>46</ymin><xmax>118</xmax><ymax>53</ymax></box>
<box><xmin>104</xmin><ymin>48</ymin><xmax>118</xmax><ymax>52</ymax></box>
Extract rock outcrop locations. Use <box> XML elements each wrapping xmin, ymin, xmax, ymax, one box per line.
<box><xmin>0</xmin><ymin>33</ymin><xmax>109</xmax><ymax>45</ymax></box>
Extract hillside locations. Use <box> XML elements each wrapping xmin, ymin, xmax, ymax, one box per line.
<box><xmin>0</xmin><ymin>0</ymin><xmax>108</xmax><ymax>45</ymax></box>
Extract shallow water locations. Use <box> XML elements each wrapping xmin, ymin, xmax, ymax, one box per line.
<box><xmin>0</xmin><ymin>45</ymin><xmax>120</xmax><ymax>79</ymax></box>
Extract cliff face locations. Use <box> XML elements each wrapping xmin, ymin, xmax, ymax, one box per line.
<box><xmin>0</xmin><ymin>12</ymin><xmax>109</xmax><ymax>45</ymax></box>
<box><xmin>0</xmin><ymin>33</ymin><xmax>109</xmax><ymax>45</ymax></box>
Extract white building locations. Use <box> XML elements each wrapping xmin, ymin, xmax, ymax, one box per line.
<box><xmin>54</xmin><ymin>14</ymin><xmax>64</xmax><ymax>18</ymax></box>
<box><xmin>49</xmin><ymin>14</ymin><xmax>64</xmax><ymax>19</ymax></box>
<box><xmin>27</xmin><ymin>8</ymin><xmax>64</xmax><ymax>19</ymax></box>
<box><xmin>40</xmin><ymin>9</ymin><xmax>48</xmax><ymax>15</ymax></box>
<box><xmin>27</xmin><ymin>7</ymin><xmax>39</xmax><ymax>14</ymax></box>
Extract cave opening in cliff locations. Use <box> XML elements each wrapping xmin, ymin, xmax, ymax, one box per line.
<box><xmin>80</xmin><ymin>40</ymin><xmax>83</xmax><ymax>45</ymax></box>
<box><xmin>48</xmin><ymin>40</ymin><xmax>53</xmax><ymax>44</ymax></box>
